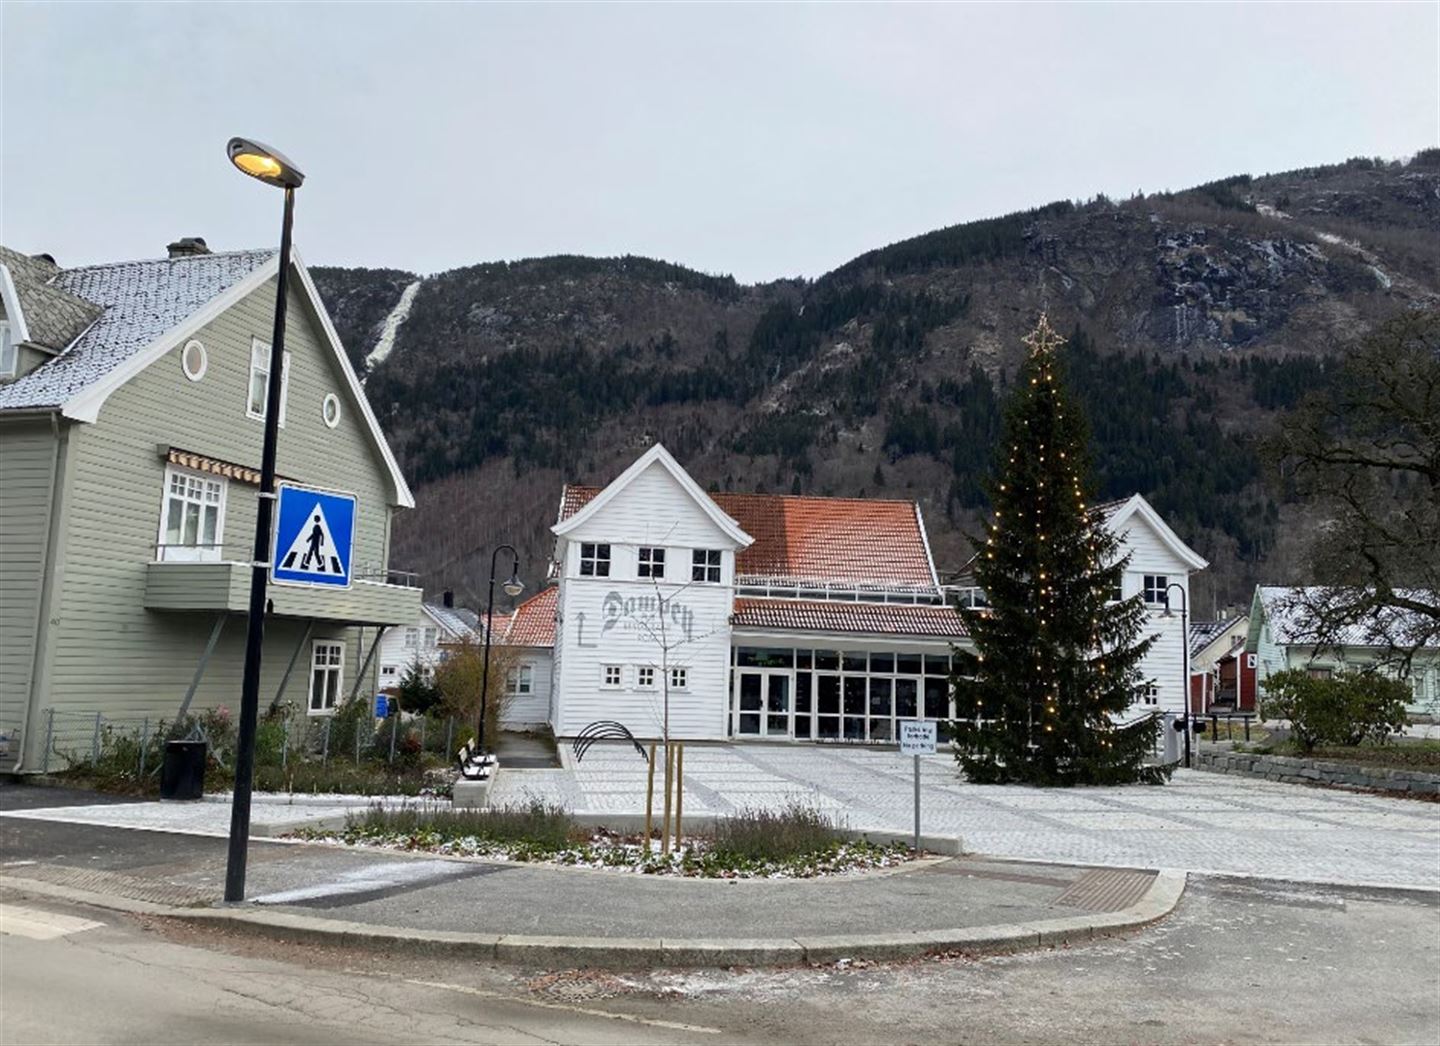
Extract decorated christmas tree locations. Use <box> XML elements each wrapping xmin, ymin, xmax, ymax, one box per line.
<box><xmin>951</xmin><ymin>316</ymin><xmax>1169</xmax><ymax>786</ymax></box>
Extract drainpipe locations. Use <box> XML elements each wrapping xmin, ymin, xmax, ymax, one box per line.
<box><xmin>14</xmin><ymin>411</ymin><xmax>64</xmax><ymax>774</ymax></box>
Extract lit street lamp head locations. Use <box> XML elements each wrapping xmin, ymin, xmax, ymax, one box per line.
<box><xmin>227</xmin><ymin>137</ymin><xmax>305</xmax><ymax>189</ymax></box>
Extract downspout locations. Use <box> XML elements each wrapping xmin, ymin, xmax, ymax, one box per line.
<box><xmin>14</xmin><ymin>411</ymin><xmax>64</xmax><ymax>773</ymax></box>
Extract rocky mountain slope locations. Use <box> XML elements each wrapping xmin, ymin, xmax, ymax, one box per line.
<box><xmin>310</xmin><ymin>152</ymin><xmax>1440</xmax><ymax>615</ymax></box>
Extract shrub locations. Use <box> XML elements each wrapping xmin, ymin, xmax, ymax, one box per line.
<box><xmin>345</xmin><ymin>800</ymin><xmax>578</xmax><ymax>849</ymax></box>
<box><xmin>1262</xmin><ymin>669</ymin><xmax>1410</xmax><ymax>752</ymax></box>
<box><xmin>709</xmin><ymin>802</ymin><xmax>845</xmax><ymax>862</ymax></box>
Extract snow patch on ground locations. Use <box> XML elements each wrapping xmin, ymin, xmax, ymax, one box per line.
<box><xmin>364</xmin><ymin>279</ymin><xmax>423</xmax><ymax>374</ymax></box>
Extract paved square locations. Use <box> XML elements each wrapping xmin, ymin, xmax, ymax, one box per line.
<box><xmin>491</xmin><ymin>743</ymin><xmax>1440</xmax><ymax>889</ymax></box>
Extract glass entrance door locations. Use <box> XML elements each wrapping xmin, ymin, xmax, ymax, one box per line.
<box><xmin>734</xmin><ymin>670</ymin><xmax>794</xmax><ymax>737</ymax></box>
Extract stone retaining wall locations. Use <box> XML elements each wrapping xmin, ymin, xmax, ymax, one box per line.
<box><xmin>1197</xmin><ymin>748</ymin><xmax>1440</xmax><ymax>795</ymax></box>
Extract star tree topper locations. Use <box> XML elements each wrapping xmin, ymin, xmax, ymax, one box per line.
<box><xmin>1021</xmin><ymin>312</ymin><xmax>1066</xmax><ymax>356</ymax></box>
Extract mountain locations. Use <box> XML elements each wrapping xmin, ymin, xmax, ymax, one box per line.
<box><xmin>309</xmin><ymin>151</ymin><xmax>1440</xmax><ymax>616</ymax></box>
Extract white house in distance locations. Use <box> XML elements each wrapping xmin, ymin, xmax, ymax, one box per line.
<box><xmin>1247</xmin><ymin>586</ymin><xmax>1440</xmax><ymax>719</ymax></box>
<box><xmin>375</xmin><ymin>595</ymin><xmax>478</xmax><ymax>687</ymax></box>
<box><xmin>524</xmin><ymin>444</ymin><xmax>1209</xmax><ymax>744</ymax></box>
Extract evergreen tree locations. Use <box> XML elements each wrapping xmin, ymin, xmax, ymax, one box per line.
<box><xmin>951</xmin><ymin>316</ymin><xmax>1169</xmax><ymax>786</ymax></box>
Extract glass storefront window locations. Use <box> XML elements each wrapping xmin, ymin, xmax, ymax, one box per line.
<box><xmin>870</xmin><ymin>652</ymin><xmax>894</xmax><ymax>673</ymax></box>
<box><xmin>924</xmin><ymin>677</ymin><xmax>950</xmax><ymax>719</ymax></box>
<box><xmin>896</xmin><ymin>678</ymin><xmax>918</xmax><ymax>718</ymax></box>
<box><xmin>896</xmin><ymin>653</ymin><xmax>923</xmax><ymax>675</ymax></box>
<box><xmin>925</xmin><ymin>654</ymin><xmax>951</xmax><ymax>676</ymax></box>
<box><xmin>842</xmin><ymin>652</ymin><xmax>866</xmax><ymax>672</ymax></box>
<box><xmin>737</xmin><ymin>647</ymin><xmax>794</xmax><ymax>668</ymax></box>
<box><xmin>796</xmin><ymin>650</ymin><xmax>813</xmax><ymax>669</ymax></box>
<box><xmin>815</xmin><ymin>650</ymin><xmax>840</xmax><ymax>670</ymax></box>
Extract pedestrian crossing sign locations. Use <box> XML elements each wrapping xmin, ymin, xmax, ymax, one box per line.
<box><xmin>271</xmin><ymin>483</ymin><xmax>357</xmax><ymax>589</ymax></box>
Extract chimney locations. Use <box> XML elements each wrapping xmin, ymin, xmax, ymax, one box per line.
<box><xmin>442</xmin><ymin>589</ymin><xmax>454</xmax><ymax>609</ymax></box>
<box><xmin>166</xmin><ymin>237</ymin><xmax>211</xmax><ymax>259</ymax></box>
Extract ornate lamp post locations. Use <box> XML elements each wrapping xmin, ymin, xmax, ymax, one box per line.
<box><xmin>223</xmin><ymin>137</ymin><xmax>305</xmax><ymax>903</ymax></box>
<box><xmin>478</xmin><ymin>545</ymin><xmax>523</xmax><ymax>755</ymax></box>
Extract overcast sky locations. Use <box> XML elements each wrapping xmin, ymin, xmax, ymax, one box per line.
<box><xmin>3</xmin><ymin>3</ymin><xmax>1435</xmax><ymax>283</ymax></box>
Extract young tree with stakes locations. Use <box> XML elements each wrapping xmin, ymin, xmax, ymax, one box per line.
<box><xmin>951</xmin><ymin>315</ymin><xmax>1170</xmax><ymax>786</ymax></box>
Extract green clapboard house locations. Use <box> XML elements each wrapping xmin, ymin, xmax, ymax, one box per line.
<box><xmin>0</xmin><ymin>239</ymin><xmax>421</xmax><ymax>773</ymax></box>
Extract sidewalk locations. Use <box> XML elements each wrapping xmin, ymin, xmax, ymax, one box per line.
<box><xmin>0</xmin><ymin>802</ymin><xmax>1182</xmax><ymax>967</ymax></box>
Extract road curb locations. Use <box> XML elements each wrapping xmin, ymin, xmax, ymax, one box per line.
<box><xmin>0</xmin><ymin>868</ymin><xmax>1187</xmax><ymax>969</ymax></box>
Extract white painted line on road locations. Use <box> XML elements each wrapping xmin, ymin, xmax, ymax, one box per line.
<box><xmin>250</xmin><ymin>860</ymin><xmax>469</xmax><ymax>905</ymax></box>
<box><xmin>401</xmin><ymin>976</ymin><xmax>723</xmax><ymax>1035</ymax></box>
<box><xmin>0</xmin><ymin>903</ymin><xmax>103</xmax><ymax>941</ymax></box>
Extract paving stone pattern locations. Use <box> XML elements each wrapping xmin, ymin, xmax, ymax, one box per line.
<box><xmin>490</xmin><ymin>744</ymin><xmax>1440</xmax><ymax>889</ymax></box>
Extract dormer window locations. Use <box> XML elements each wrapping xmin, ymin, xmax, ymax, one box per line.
<box><xmin>579</xmin><ymin>543</ymin><xmax>610</xmax><ymax>577</ymax></box>
<box><xmin>692</xmin><ymin>549</ymin><xmax>722</xmax><ymax>583</ymax></box>
<box><xmin>638</xmin><ymin>547</ymin><xmax>665</xmax><ymax>579</ymax></box>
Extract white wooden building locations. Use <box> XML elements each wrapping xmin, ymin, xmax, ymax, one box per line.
<box><xmin>375</xmin><ymin>597</ymin><xmax>478</xmax><ymax>688</ymax></box>
<box><xmin>523</xmin><ymin>444</ymin><xmax>1209</xmax><ymax>744</ymax></box>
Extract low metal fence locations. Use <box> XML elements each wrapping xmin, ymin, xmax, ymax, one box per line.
<box><xmin>31</xmin><ymin>705</ymin><xmax>470</xmax><ymax>783</ymax></box>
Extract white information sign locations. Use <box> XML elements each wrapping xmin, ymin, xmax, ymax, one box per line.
<box><xmin>899</xmin><ymin>720</ymin><xmax>937</xmax><ymax>756</ymax></box>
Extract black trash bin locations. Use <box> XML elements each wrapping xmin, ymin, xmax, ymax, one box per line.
<box><xmin>160</xmin><ymin>739</ymin><xmax>206</xmax><ymax>800</ymax></box>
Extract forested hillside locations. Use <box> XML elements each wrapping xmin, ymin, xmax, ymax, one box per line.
<box><xmin>310</xmin><ymin>152</ymin><xmax>1440</xmax><ymax>615</ymax></box>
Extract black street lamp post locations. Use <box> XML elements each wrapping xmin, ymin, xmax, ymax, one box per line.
<box><xmin>478</xmin><ymin>545</ymin><xmax>524</xmax><ymax>755</ymax></box>
<box><xmin>223</xmin><ymin>137</ymin><xmax>305</xmax><ymax>904</ymax></box>
<box><xmin>1164</xmin><ymin>583</ymin><xmax>1192</xmax><ymax>769</ymax></box>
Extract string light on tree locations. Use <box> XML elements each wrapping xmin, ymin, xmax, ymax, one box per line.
<box><xmin>950</xmin><ymin>314</ymin><xmax>1170</xmax><ymax>786</ymax></box>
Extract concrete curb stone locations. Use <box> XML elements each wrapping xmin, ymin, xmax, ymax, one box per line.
<box><xmin>0</xmin><ymin>868</ymin><xmax>1188</xmax><ymax>969</ymax></box>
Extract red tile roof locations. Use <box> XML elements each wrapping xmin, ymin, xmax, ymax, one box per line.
<box><xmin>558</xmin><ymin>485</ymin><xmax>937</xmax><ymax>588</ymax></box>
<box><xmin>503</xmin><ymin>585</ymin><xmax>557</xmax><ymax>648</ymax></box>
<box><xmin>731</xmin><ymin>598</ymin><xmax>968</xmax><ymax>639</ymax></box>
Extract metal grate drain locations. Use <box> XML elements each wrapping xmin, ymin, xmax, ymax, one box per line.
<box><xmin>2</xmin><ymin>864</ymin><xmax>217</xmax><ymax>908</ymax></box>
<box><xmin>1053</xmin><ymin>868</ymin><xmax>1156</xmax><ymax>912</ymax></box>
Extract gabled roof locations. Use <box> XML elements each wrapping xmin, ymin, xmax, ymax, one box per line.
<box><xmin>558</xmin><ymin>484</ymin><xmax>939</xmax><ymax>588</ymax></box>
<box><xmin>732</xmin><ymin>598</ymin><xmax>968</xmax><ymax>639</ymax></box>
<box><xmin>1249</xmin><ymin>586</ymin><xmax>1439</xmax><ymax>650</ymax></box>
<box><xmin>0</xmin><ymin>246</ymin><xmax>103</xmax><ymax>352</ymax></box>
<box><xmin>421</xmin><ymin>602</ymin><xmax>481</xmax><ymax>641</ymax></box>
<box><xmin>0</xmin><ymin>245</ymin><xmax>414</xmax><ymax>508</ymax></box>
<box><xmin>1190</xmin><ymin>616</ymin><xmax>1245</xmax><ymax>658</ymax></box>
<box><xmin>503</xmin><ymin>585</ymin><xmax>558</xmax><ymax>648</ymax></box>
<box><xmin>1104</xmin><ymin>494</ymin><xmax>1209</xmax><ymax>572</ymax></box>
<box><xmin>553</xmin><ymin>443</ymin><xmax>752</xmax><ymax>548</ymax></box>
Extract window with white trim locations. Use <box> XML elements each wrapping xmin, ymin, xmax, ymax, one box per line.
<box><xmin>0</xmin><ymin>321</ymin><xmax>14</xmax><ymax>379</ymax></box>
<box><xmin>1136</xmin><ymin>682</ymin><xmax>1159</xmax><ymax>706</ymax></box>
<box><xmin>1143</xmin><ymin>575</ymin><xmax>1170</xmax><ymax>606</ymax></box>
<box><xmin>246</xmin><ymin>338</ymin><xmax>289</xmax><ymax>425</ymax></box>
<box><xmin>579</xmin><ymin>543</ymin><xmax>611</xmax><ymax>577</ymax></box>
<box><xmin>638</xmin><ymin>547</ymin><xmax>665</xmax><ymax>579</ymax></box>
<box><xmin>423</xmin><ymin>627</ymin><xmax>438</xmax><ymax>648</ymax></box>
<box><xmin>157</xmin><ymin>466</ymin><xmax>226</xmax><ymax>563</ymax></box>
<box><xmin>602</xmin><ymin>665</ymin><xmax>623</xmax><ymax>688</ymax></box>
<box><xmin>637</xmin><ymin>666</ymin><xmax>656</xmax><ymax>689</ymax></box>
<box><xmin>669</xmin><ymin>667</ymin><xmax>688</xmax><ymax>690</ymax></box>
<box><xmin>321</xmin><ymin>392</ymin><xmax>341</xmax><ymax>428</ymax></box>
<box><xmin>308</xmin><ymin>640</ymin><xmax>345</xmax><ymax>715</ymax></box>
<box><xmin>506</xmin><ymin>665</ymin><xmax>534</xmax><ymax>695</ymax></box>
<box><xmin>692</xmin><ymin>549</ymin><xmax>722</xmax><ymax>583</ymax></box>
<box><xmin>404</xmin><ymin>627</ymin><xmax>419</xmax><ymax>649</ymax></box>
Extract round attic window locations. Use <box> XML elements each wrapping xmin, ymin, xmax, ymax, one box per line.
<box><xmin>181</xmin><ymin>340</ymin><xmax>207</xmax><ymax>381</ymax></box>
<box><xmin>322</xmin><ymin>392</ymin><xmax>342</xmax><ymax>429</ymax></box>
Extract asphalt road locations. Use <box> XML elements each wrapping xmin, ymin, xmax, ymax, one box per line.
<box><xmin>3</xmin><ymin>873</ymin><xmax>1437</xmax><ymax>1044</ymax></box>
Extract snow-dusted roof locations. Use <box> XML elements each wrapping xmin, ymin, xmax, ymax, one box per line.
<box><xmin>1190</xmin><ymin>616</ymin><xmax>1244</xmax><ymax>657</ymax></box>
<box><xmin>1252</xmin><ymin>586</ymin><xmax>1439</xmax><ymax>650</ymax></box>
<box><xmin>422</xmin><ymin>601</ymin><xmax>481</xmax><ymax>641</ymax></box>
<box><xmin>0</xmin><ymin>249</ymin><xmax>275</xmax><ymax>412</ymax></box>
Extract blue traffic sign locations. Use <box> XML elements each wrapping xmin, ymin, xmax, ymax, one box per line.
<box><xmin>271</xmin><ymin>483</ymin><xmax>357</xmax><ymax>589</ymax></box>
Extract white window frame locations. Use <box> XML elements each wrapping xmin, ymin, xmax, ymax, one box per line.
<box><xmin>692</xmin><ymin>549</ymin><xmax>722</xmax><ymax>583</ymax></box>
<box><xmin>423</xmin><ymin>627</ymin><xmax>438</xmax><ymax>648</ymax></box>
<box><xmin>0</xmin><ymin>320</ymin><xmax>14</xmax><ymax>379</ymax></box>
<box><xmin>404</xmin><ymin>627</ymin><xmax>419</xmax><ymax>649</ymax></box>
<box><xmin>636</xmin><ymin>665</ymin><xmax>656</xmax><ymax>689</ymax></box>
<box><xmin>579</xmin><ymin>542</ymin><xmax>611</xmax><ymax>578</ymax></box>
<box><xmin>321</xmin><ymin>392</ymin><xmax>342</xmax><ymax>429</ymax></box>
<box><xmin>639</xmin><ymin>546</ymin><xmax>666</xmax><ymax>579</ymax></box>
<box><xmin>1143</xmin><ymin>574</ymin><xmax>1170</xmax><ymax>606</ymax></box>
<box><xmin>308</xmin><ymin>639</ymin><xmax>345</xmax><ymax>716</ymax></box>
<box><xmin>506</xmin><ymin>665</ymin><xmax>534</xmax><ymax>695</ymax></box>
<box><xmin>1136</xmin><ymin>682</ymin><xmax>1159</xmax><ymax>706</ymax></box>
<box><xmin>246</xmin><ymin>337</ymin><xmax>290</xmax><ymax>426</ymax></box>
<box><xmin>602</xmin><ymin>664</ymin><xmax>623</xmax><ymax>688</ymax></box>
<box><xmin>156</xmin><ymin>465</ymin><xmax>226</xmax><ymax>563</ymax></box>
<box><xmin>669</xmin><ymin>666</ymin><xmax>689</xmax><ymax>690</ymax></box>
